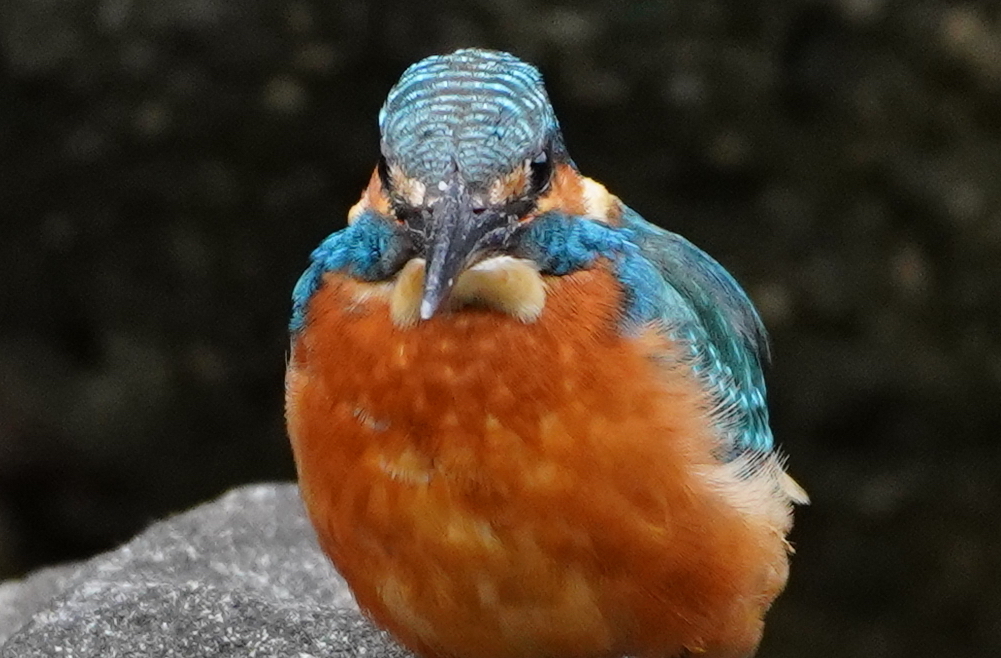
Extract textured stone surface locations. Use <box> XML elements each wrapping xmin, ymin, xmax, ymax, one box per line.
<box><xmin>1</xmin><ymin>1</ymin><xmax>999</xmax><ymax>657</ymax></box>
<box><xmin>0</xmin><ymin>484</ymin><xmax>407</xmax><ymax>657</ymax></box>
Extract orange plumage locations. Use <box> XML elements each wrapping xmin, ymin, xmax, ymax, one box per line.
<box><xmin>287</xmin><ymin>263</ymin><xmax>794</xmax><ymax>658</ymax></box>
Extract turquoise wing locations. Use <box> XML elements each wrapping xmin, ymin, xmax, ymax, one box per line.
<box><xmin>619</xmin><ymin>206</ymin><xmax>774</xmax><ymax>457</ymax></box>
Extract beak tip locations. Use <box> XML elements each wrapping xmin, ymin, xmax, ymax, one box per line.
<box><xmin>419</xmin><ymin>299</ymin><xmax>437</xmax><ymax>320</ymax></box>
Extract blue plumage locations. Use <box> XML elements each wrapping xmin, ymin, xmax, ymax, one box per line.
<box><xmin>379</xmin><ymin>49</ymin><xmax>567</xmax><ymax>186</ymax></box>
<box><xmin>513</xmin><ymin>212</ymin><xmax>692</xmax><ymax>330</ymax></box>
<box><xmin>289</xmin><ymin>212</ymin><xmax>409</xmax><ymax>333</ymax></box>
<box><xmin>618</xmin><ymin>208</ymin><xmax>773</xmax><ymax>453</ymax></box>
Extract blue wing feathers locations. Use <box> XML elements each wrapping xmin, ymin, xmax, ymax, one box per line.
<box><xmin>618</xmin><ymin>207</ymin><xmax>770</xmax><ymax>364</ymax></box>
<box><xmin>617</xmin><ymin>206</ymin><xmax>774</xmax><ymax>455</ymax></box>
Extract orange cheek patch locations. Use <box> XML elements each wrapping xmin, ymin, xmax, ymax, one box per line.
<box><xmin>348</xmin><ymin>168</ymin><xmax>393</xmax><ymax>224</ymax></box>
<box><xmin>534</xmin><ymin>163</ymin><xmax>587</xmax><ymax>217</ymax></box>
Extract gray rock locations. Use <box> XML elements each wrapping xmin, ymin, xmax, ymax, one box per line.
<box><xmin>0</xmin><ymin>484</ymin><xmax>408</xmax><ymax>658</ymax></box>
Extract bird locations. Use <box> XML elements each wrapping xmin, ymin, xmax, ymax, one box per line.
<box><xmin>285</xmin><ymin>48</ymin><xmax>807</xmax><ymax>658</ymax></box>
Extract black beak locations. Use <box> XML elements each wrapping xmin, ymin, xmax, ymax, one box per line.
<box><xmin>419</xmin><ymin>176</ymin><xmax>511</xmax><ymax>320</ymax></box>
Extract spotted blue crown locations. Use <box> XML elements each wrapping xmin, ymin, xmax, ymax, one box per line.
<box><xmin>379</xmin><ymin>49</ymin><xmax>565</xmax><ymax>186</ymax></box>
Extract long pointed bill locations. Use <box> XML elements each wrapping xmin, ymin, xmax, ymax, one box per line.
<box><xmin>419</xmin><ymin>180</ymin><xmax>507</xmax><ymax>320</ymax></box>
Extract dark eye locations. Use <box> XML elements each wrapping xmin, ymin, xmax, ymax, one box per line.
<box><xmin>377</xmin><ymin>155</ymin><xmax>392</xmax><ymax>190</ymax></box>
<box><xmin>397</xmin><ymin>206</ymin><xmax>427</xmax><ymax>235</ymax></box>
<box><xmin>528</xmin><ymin>150</ymin><xmax>552</xmax><ymax>193</ymax></box>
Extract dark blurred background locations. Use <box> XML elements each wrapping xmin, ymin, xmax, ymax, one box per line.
<box><xmin>1</xmin><ymin>0</ymin><xmax>999</xmax><ymax>656</ymax></box>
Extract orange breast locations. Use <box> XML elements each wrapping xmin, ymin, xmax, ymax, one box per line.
<box><xmin>286</xmin><ymin>264</ymin><xmax>790</xmax><ymax>658</ymax></box>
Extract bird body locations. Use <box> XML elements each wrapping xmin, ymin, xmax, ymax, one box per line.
<box><xmin>286</xmin><ymin>49</ymin><xmax>806</xmax><ymax>658</ymax></box>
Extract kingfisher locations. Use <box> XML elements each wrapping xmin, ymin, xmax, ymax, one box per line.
<box><xmin>285</xmin><ymin>49</ymin><xmax>807</xmax><ymax>658</ymax></box>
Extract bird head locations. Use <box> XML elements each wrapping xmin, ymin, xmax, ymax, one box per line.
<box><xmin>372</xmin><ymin>49</ymin><xmax>570</xmax><ymax>320</ymax></box>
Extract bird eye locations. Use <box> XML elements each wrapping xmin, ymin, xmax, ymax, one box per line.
<box><xmin>528</xmin><ymin>150</ymin><xmax>552</xmax><ymax>193</ymax></box>
<box><xmin>377</xmin><ymin>155</ymin><xmax>392</xmax><ymax>190</ymax></box>
<box><xmin>397</xmin><ymin>206</ymin><xmax>426</xmax><ymax>234</ymax></box>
